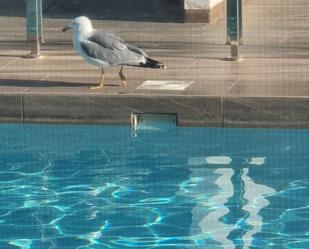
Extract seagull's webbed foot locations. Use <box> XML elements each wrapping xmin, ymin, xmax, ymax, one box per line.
<box><xmin>89</xmin><ymin>85</ymin><xmax>103</xmax><ymax>90</ymax></box>
<box><xmin>89</xmin><ymin>69</ymin><xmax>105</xmax><ymax>90</ymax></box>
<box><xmin>119</xmin><ymin>66</ymin><xmax>127</xmax><ymax>87</ymax></box>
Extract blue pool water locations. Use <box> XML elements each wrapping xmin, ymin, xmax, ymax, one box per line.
<box><xmin>0</xmin><ymin>124</ymin><xmax>308</xmax><ymax>249</ymax></box>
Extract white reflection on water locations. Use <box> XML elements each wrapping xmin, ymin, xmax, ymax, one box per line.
<box><xmin>242</xmin><ymin>168</ymin><xmax>275</xmax><ymax>249</ymax></box>
<box><xmin>199</xmin><ymin>168</ymin><xmax>235</xmax><ymax>247</ymax></box>
<box><xmin>184</xmin><ymin>156</ymin><xmax>275</xmax><ymax>248</ymax></box>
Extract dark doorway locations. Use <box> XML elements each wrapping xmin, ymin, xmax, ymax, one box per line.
<box><xmin>0</xmin><ymin>0</ymin><xmax>184</xmax><ymax>22</ymax></box>
<box><xmin>45</xmin><ymin>0</ymin><xmax>184</xmax><ymax>22</ymax></box>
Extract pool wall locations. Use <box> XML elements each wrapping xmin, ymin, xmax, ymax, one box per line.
<box><xmin>1</xmin><ymin>93</ymin><xmax>308</xmax><ymax>128</ymax></box>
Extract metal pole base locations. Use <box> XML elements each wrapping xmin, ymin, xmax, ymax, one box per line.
<box><xmin>225</xmin><ymin>42</ymin><xmax>243</xmax><ymax>61</ymax></box>
<box><xmin>23</xmin><ymin>41</ymin><xmax>41</xmax><ymax>59</ymax></box>
<box><xmin>226</xmin><ymin>40</ymin><xmax>243</xmax><ymax>46</ymax></box>
<box><xmin>24</xmin><ymin>53</ymin><xmax>41</xmax><ymax>59</ymax></box>
<box><xmin>225</xmin><ymin>56</ymin><xmax>243</xmax><ymax>61</ymax></box>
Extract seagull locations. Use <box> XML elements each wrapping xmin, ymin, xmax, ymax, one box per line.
<box><xmin>62</xmin><ymin>16</ymin><xmax>166</xmax><ymax>90</ymax></box>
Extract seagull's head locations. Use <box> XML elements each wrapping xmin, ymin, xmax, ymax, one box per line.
<box><xmin>62</xmin><ymin>16</ymin><xmax>93</xmax><ymax>35</ymax></box>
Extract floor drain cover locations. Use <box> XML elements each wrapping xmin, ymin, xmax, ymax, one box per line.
<box><xmin>137</xmin><ymin>80</ymin><xmax>194</xmax><ymax>90</ymax></box>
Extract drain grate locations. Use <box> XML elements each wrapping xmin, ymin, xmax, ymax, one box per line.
<box><xmin>131</xmin><ymin>113</ymin><xmax>178</xmax><ymax>132</ymax></box>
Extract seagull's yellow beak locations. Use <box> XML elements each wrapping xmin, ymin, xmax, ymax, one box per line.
<box><xmin>62</xmin><ymin>24</ymin><xmax>72</xmax><ymax>32</ymax></box>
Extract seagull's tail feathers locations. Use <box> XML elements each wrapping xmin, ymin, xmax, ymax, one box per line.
<box><xmin>140</xmin><ymin>57</ymin><xmax>167</xmax><ymax>69</ymax></box>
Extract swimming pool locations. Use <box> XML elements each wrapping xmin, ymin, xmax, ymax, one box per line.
<box><xmin>0</xmin><ymin>124</ymin><xmax>308</xmax><ymax>249</ymax></box>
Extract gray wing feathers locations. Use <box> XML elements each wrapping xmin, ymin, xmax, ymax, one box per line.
<box><xmin>81</xmin><ymin>41</ymin><xmax>122</xmax><ymax>65</ymax></box>
<box><xmin>87</xmin><ymin>31</ymin><xmax>126</xmax><ymax>51</ymax></box>
<box><xmin>126</xmin><ymin>44</ymin><xmax>148</xmax><ymax>57</ymax></box>
<box><xmin>82</xmin><ymin>31</ymin><xmax>146</xmax><ymax>66</ymax></box>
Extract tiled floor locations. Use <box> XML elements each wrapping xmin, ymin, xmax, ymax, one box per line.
<box><xmin>0</xmin><ymin>0</ymin><xmax>308</xmax><ymax>127</ymax></box>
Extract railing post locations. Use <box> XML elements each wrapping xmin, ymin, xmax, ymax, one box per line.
<box><xmin>38</xmin><ymin>0</ymin><xmax>44</xmax><ymax>43</ymax></box>
<box><xmin>25</xmin><ymin>0</ymin><xmax>43</xmax><ymax>58</ymax></box>
<box><xmin>226</xmin><ymin>0</ymin><xmax>242</xmax><ymax>61</ymax></box>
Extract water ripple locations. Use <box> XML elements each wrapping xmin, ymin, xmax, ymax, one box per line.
<box><xmin>0</xmin><ymin>124</ymin><xmax>308</xmax><ymax>248</ymax></box>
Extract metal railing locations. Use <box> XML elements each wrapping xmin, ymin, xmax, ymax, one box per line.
<box><xmin>25</xmin><ymin>0</ymin><xmax>43</xmax><ymax>58</ymax></box>
<box><xmin>226</xmin><ymin>0</ymin><xmax>243</xmax><ymax>61</ymax></box>
<box><xmin>24</xmin><ymin>0</ymin><xmax>243</xmax><ymax>60</ymax></box>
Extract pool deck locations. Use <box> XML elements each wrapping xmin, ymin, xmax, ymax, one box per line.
<box><xmin>0</xmin><ymin>0</ymin><xmax>309</xmax><ymax>128</ymax></box>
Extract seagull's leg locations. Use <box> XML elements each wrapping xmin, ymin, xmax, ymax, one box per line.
<box><xmin>89</xmin><ymin>69</ymin><xmax>105</xmax><ymax>90</ymax></box>
<box><xmin>119</xmin><ymin>66</ymin><xmax>127</xmax><ymax>87</ymax></box>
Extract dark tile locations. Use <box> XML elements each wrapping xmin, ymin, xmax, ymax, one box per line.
<box><xmin>223</xmin><ymin>97</ymin><xmax>309</xmax><ymax>128</ymax></box>
<box><xmin>0</xmin><ymin>94</ymin><xmax>23</xmax><ymax>123</ymax></box>
<box><xmin>87</xmin><ymin>95</ymin><xmax>222</xmax><ymax>126</ymax></box>
<box><xmin>23</xmin><ymin>94</ymin><xmax>88</xmax><ymax>124</ymax></box>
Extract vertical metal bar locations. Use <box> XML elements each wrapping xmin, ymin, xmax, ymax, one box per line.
<box><xmin>25</xmin><ymin>0</ymin><xmax>41</xmax><ymax>58</ymax></box>
<box><xmin>38</xmin><ymin>0</ymin><xmax>44</xmax><ymax>43</ymax></box>
<box><xmin>226</xmin><ymin>0</ymin><xmax>242</xmax><ymax>61</ymax></box>
<box><xmin>239</xmin><ymin>0</ymin><xmax>243</xmax><ymax>45</ymax></box>
<box><xmin>226</xmin><ymin>0</ymin><xmax>242</xmax><ymax>45</ymax></box>
<box><xmin>226</xmin><ymin>0</ymin><xmax>231</xmax><ymax>45</ymax></box>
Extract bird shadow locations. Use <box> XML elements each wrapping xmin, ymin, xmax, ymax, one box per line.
<box><xmin>0</xmin><ymin>54</ymin><xmax>26</xmax><ymax>58</ymax></box>
<box><xmin>0</xmin><ymin>79</ymin><xmax>125</xmax><ymax>88</ymax></box>
<box><xmin>104</xmin><ymin>83</ymin><xmax>122</xmax><ymax>87</ymax></box>
<box><xmin>0</xmin><ymin>79</ymin><xmax>90</xmax><ymax>88</ymax></box>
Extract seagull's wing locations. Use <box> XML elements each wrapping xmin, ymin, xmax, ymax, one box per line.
<box><xmin>81</xmin><ymin>31</ymin><xmax>146</xmax><ymax>66</ymax></box>
<box><xmin>81</xmin><ymin>40</ymin><xmax>122</xmax><ymax>65</ymax></box>
<box><xmin>88</xmin><ymin>31</ymin><xmax>148</xmax><ymax>56</ymax></box>
<box><xmin>87</xmin><ymin>31</ymin><xmax>127</xmax><ymax>51</ymax></box>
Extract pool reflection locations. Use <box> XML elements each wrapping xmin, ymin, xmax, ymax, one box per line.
<box><xmin>0</xmin><ymin>124</ymin><xmax>308</xmax><ymax>249</ymax></box>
